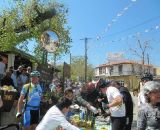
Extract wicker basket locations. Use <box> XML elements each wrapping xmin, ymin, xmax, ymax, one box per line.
<box><xmin>0</xmin><ymin>90</ymin><xmax>18</xmax><ymax>112</ymax></box>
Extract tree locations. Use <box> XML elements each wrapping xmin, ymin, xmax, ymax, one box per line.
<box><xmin>71</xmin><ymin>56</ymin><xmax>94</xmax><ymax>82</ymax></box>
<box><xmin>129</xmin><ymin>39</ymin><xmax>151</xmax><ymax>65</ymax></box>
<box><xmin>0</xmin><ymin>0</ymin><xmax>71</xmax><ymax>61</ymax></box>
<box><xmin>129</xmin><ymin>38</ymin><xmax>152</xmax><ymax>74</ymax></box>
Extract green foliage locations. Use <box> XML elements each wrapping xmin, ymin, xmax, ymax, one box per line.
<box><xmin>56</xmin><ymin>64</ymin><xmax>63</xmax><ymax>77</ymax></box>
<box><xmin>71</xmin><ymin>56</ymin><xmax>94</xmax><ymax>82</ymax></box>
<box><xmin>0</xmin><ymin>0</ymin><xmax>71</xmax><ymax>60</ymax></box>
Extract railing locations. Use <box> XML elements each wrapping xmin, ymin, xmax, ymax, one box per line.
<box><xmin>110</xmin><ymin>71</ymin><xmax>142</xmax><ymax>76</ymax></box>
<box><xmin>96</xmin><ymin>70</ymin><xmax>144</xmax><ymax>77</ymax></box>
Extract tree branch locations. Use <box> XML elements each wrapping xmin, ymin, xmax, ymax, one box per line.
<box><xmin>14</xmin><ymin>8</ymin><xmax>56</xmax><ymax>33</ymax></box>
<box><xmin>0</xmin><ymin>8</ymin><xmax>56</xmax><ymax>34</ymax></box>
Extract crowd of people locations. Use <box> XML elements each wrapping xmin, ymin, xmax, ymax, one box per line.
<box><xmin>38</xmin><ymin>73</ymin><xmax>160</xmax><ymax>130</ymax></box>
<box><xmin>0</xmin><ymin>62</ymin><xmax>31</xmax><ymax>93</ymax></box>
<box><xmin>0</xmin><ymin>56</ymin><xmax>160</xmax><ymax>130</ymax></box>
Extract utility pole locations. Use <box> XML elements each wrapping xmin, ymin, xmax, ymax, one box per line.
<box><xmin>147</xmin><ymin>53</ymin><xmax>149</xmax><ymax>65</ymax></box>
<box><xmin>147</xmin><ymin>53</ymin><xmax>150</xmax><ymax>73</ymax></box>
<box><xmin>70</xmin><ymin>52</ymin><xmax>71</xmax><ymax>78</ymax></box>
<box><xmin>80</xmin><ymin>38</ymin><xmax>91</xmax><ymax>83</ymax></box>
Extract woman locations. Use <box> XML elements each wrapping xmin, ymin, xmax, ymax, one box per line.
<box><xmin>1</xmin><ymin>71</ymin><xmax>14</xmax><ymax>88</ymax></box>
<box><xmin>137</xmin><ymin>81</ymin><xmax>160</xmax><ymax>130</ymax></box>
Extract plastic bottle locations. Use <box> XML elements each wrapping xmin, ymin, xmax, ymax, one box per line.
<box><xmin>79</xmin><ymin>107</ymin><xmax>85</xmax><ymax>120</ymax></box>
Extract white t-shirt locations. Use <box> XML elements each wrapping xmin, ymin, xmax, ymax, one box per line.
<box><xmin>106</xmin><ymin>86</ymin><xmax>126</xmax><ymax>117</ymax></box>
<box><xmin>36</xmin><ymin>105</ymin><xmax>79</xmax><ymax>130</ymax></box>
<box><xmin>0</xmin><ymin>62</ymin><xmax>5</xmax><ymax>74</ymax></box>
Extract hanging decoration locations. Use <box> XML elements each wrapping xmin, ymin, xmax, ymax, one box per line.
<box><xmin>96</xmin><ymin>0</ymin><xmax>138</xmax><ymax>40</ymax></box>
<box><xmin>103</xmin><ymin>24</ymin><xmax>160</xmax><ymax>44</ymax></box>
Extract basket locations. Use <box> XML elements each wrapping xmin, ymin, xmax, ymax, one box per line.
<box><xmin>0</xmin><ymin>90</ymin><xmax>18</xmax><ymax>112</ymax></box>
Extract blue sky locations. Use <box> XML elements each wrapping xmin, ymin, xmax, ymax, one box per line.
<box><xmin>59</xmin><ymin>0</ymin><xmax>160</xmax><ymax>67</ymax></box>
<box><xmin>1</xmin><ymin>0</ymin><xmax>160</xmax><ymax>67</ymax></box>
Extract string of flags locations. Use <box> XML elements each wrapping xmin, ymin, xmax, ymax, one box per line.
<box><xmin>102</xmin><ymin>24</ymin><xmax>160</xmax><ymax>45</ymax></box>
<box><xmin>96</xmin><ymin>0</ymin><xmax>138</xmax><ymax>41</ymax></box>
<box><xmin>88</xmin><ymin>23</ymin><xmax>160</xmax><ymax>50</ymax></box>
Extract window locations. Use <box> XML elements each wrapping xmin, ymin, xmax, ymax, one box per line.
<box><xmin>99</xmin><ymin>68</ymin><xmax>102</xmax><ymax>74</ymax></box>
<box><xmin>99</xmin><ymin>67</ymin><xmax>106</xmax><ymax>74</ymax></box>
<box><xmin>118</xmin><ymin>64</ymin><xmax>123</xmax><ymax>74</ymax></box>
<box><xmin>109</xmin><ymin>66</ymin><xmax>113</xmax><ymax>75</ymax></box>
<box><xmin>102</xmin><ymin>67</ymin><xmax>106</xmax><ymax>74</ymax></box>
<box><xmin>132</xmin><ymin>64</ymin><xmax>135</xmax><ymax>73</ymax></box>
<box><xmin>119</xmin><ymin>80</ymin><xmax>124</xmax><ymax>86</ymax></box>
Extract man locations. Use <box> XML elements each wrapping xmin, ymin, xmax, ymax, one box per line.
<box><xmin>16</xmin><ymin>65</ymin><xmax>23</xmax><ymax>77</ymax></box>
<box><xmin>17</xmin><ymin>68</ymin><xmax>29</xmax><ymax>92</ymax></box>
<box><xmin>111</xmin><ymin>81</ymin><xmax>133</xmax><ymax>130</ymax></box>
<box><xmin>49</xmin><ymin>78</ymin><xmax>59</xmax><ymax>92</ymax></box>
<box><xmin>16</xmin><ymin>71</ymin><xmax>42</xmax><ymax>130</ymax></box>
<box><xmin>36</xmin><ymin>98</ymin><xmax>79</xmax><ymax>130</ymax></box>
<box><xmin>55</xmin><ymin>86</ymin><xmax>98</xmax><ymax>115</ymax></box>
<box><xmin>96</xmin><ymin>79</ymin><xmax>126</xmax><ymax>130</ymax></box>
<box><xmin>26</xmin><ymin>66</ymin><xmax>32</xmax><ymax>83</ymax></box>
<box><xmin>75</xmin><ymin>82</ymin><xmax>98</xmax><ymax>114</ymax></box>
<box><xmin>138</xmin><ymin>73</ymin><xmax>153</xmax><ymax>107</ymax></box>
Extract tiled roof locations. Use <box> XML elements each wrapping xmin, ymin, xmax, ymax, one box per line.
<box><xmin>96</xmin><ymin>60</ymin><xmax>153</xmax><ymax>68</ymax></box>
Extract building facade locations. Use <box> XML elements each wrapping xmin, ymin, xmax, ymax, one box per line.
<box><xmin>95</xmin><ymin>60</ymin><xmax>156</xmax><ymax>90</ymax></box>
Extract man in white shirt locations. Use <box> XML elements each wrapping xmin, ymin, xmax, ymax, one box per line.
<box><xmin>36</xmin><ymin>98</ymin><xmax>79</xmax><ymax>130</ymax></box>
<box><xmin>96</xmin><ymin>79</ymin><xmax>126</xmax><ymax>130</ymax></box>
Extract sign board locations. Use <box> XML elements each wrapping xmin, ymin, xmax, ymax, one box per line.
<box><xmin>37</xmin><ymin>64</ymin><xmax>54</xmax><ymax>84</ymax></box>
<box><xmin>63</xmin><ymin>62</ymin><xmax>71</xmax><ymax>79</ymax></box>
<box><xmin>107</xmin><ymin>52</ymin><xmax>125</xmax><ymax>62</ymax></box>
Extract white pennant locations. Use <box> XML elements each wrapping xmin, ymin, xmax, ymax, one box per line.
<box><xmin>117</xmin><ymin>13</ymin><xmax>122</xmax><ymax>17</ymax></box>
<box><xmin>155</xmin><ymin>26</ymin><xmax>159</xmax><ymax>29</ymax></box>
<box><xmin>145</xmin><ymin>29</ymin><xmax>149</xmax><ymax>33</ymax></box>
<box><xmin>124</xmin><ymin>7</ymin><xmax>129</xmax><ymax>10</ymax></box>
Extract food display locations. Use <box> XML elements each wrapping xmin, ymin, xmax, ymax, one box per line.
<box><xmin>94</xmin><ymin>116</ymin><xmax>111</xmax><ymax>130</ymax></box>
<box><xmin>1</xmin><ymin>85</ymin><xmax>17</xmax><ymax>91</ymax></box>
<box><xmin>69</xmin><ymin>106</ymin><xmax>111</xmax><ymax>130</ymax></box>
<box><xmin>70</xmin><ymin>114</ymin><xmax>92</xmax><ymax>129</ymax></box>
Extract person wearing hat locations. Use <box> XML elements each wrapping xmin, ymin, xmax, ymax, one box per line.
<box><xmin>96</xmin><ymin>79</ymin><xmax>126</xmax><ymax>130</ymax></box>
<box><xmin>16</xmin><ymin>70</ymin><xmax>43</xmax><ymax>130</ymax></box>
<box><xmin>138</xmin><ymin>73</ymin><xmax>153</xmax><ymax>108</ymax></box>
<box><xmin>137</xmin><ymin>81</ymin><xmax>160</xmax><ymax>130</ymax></box>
